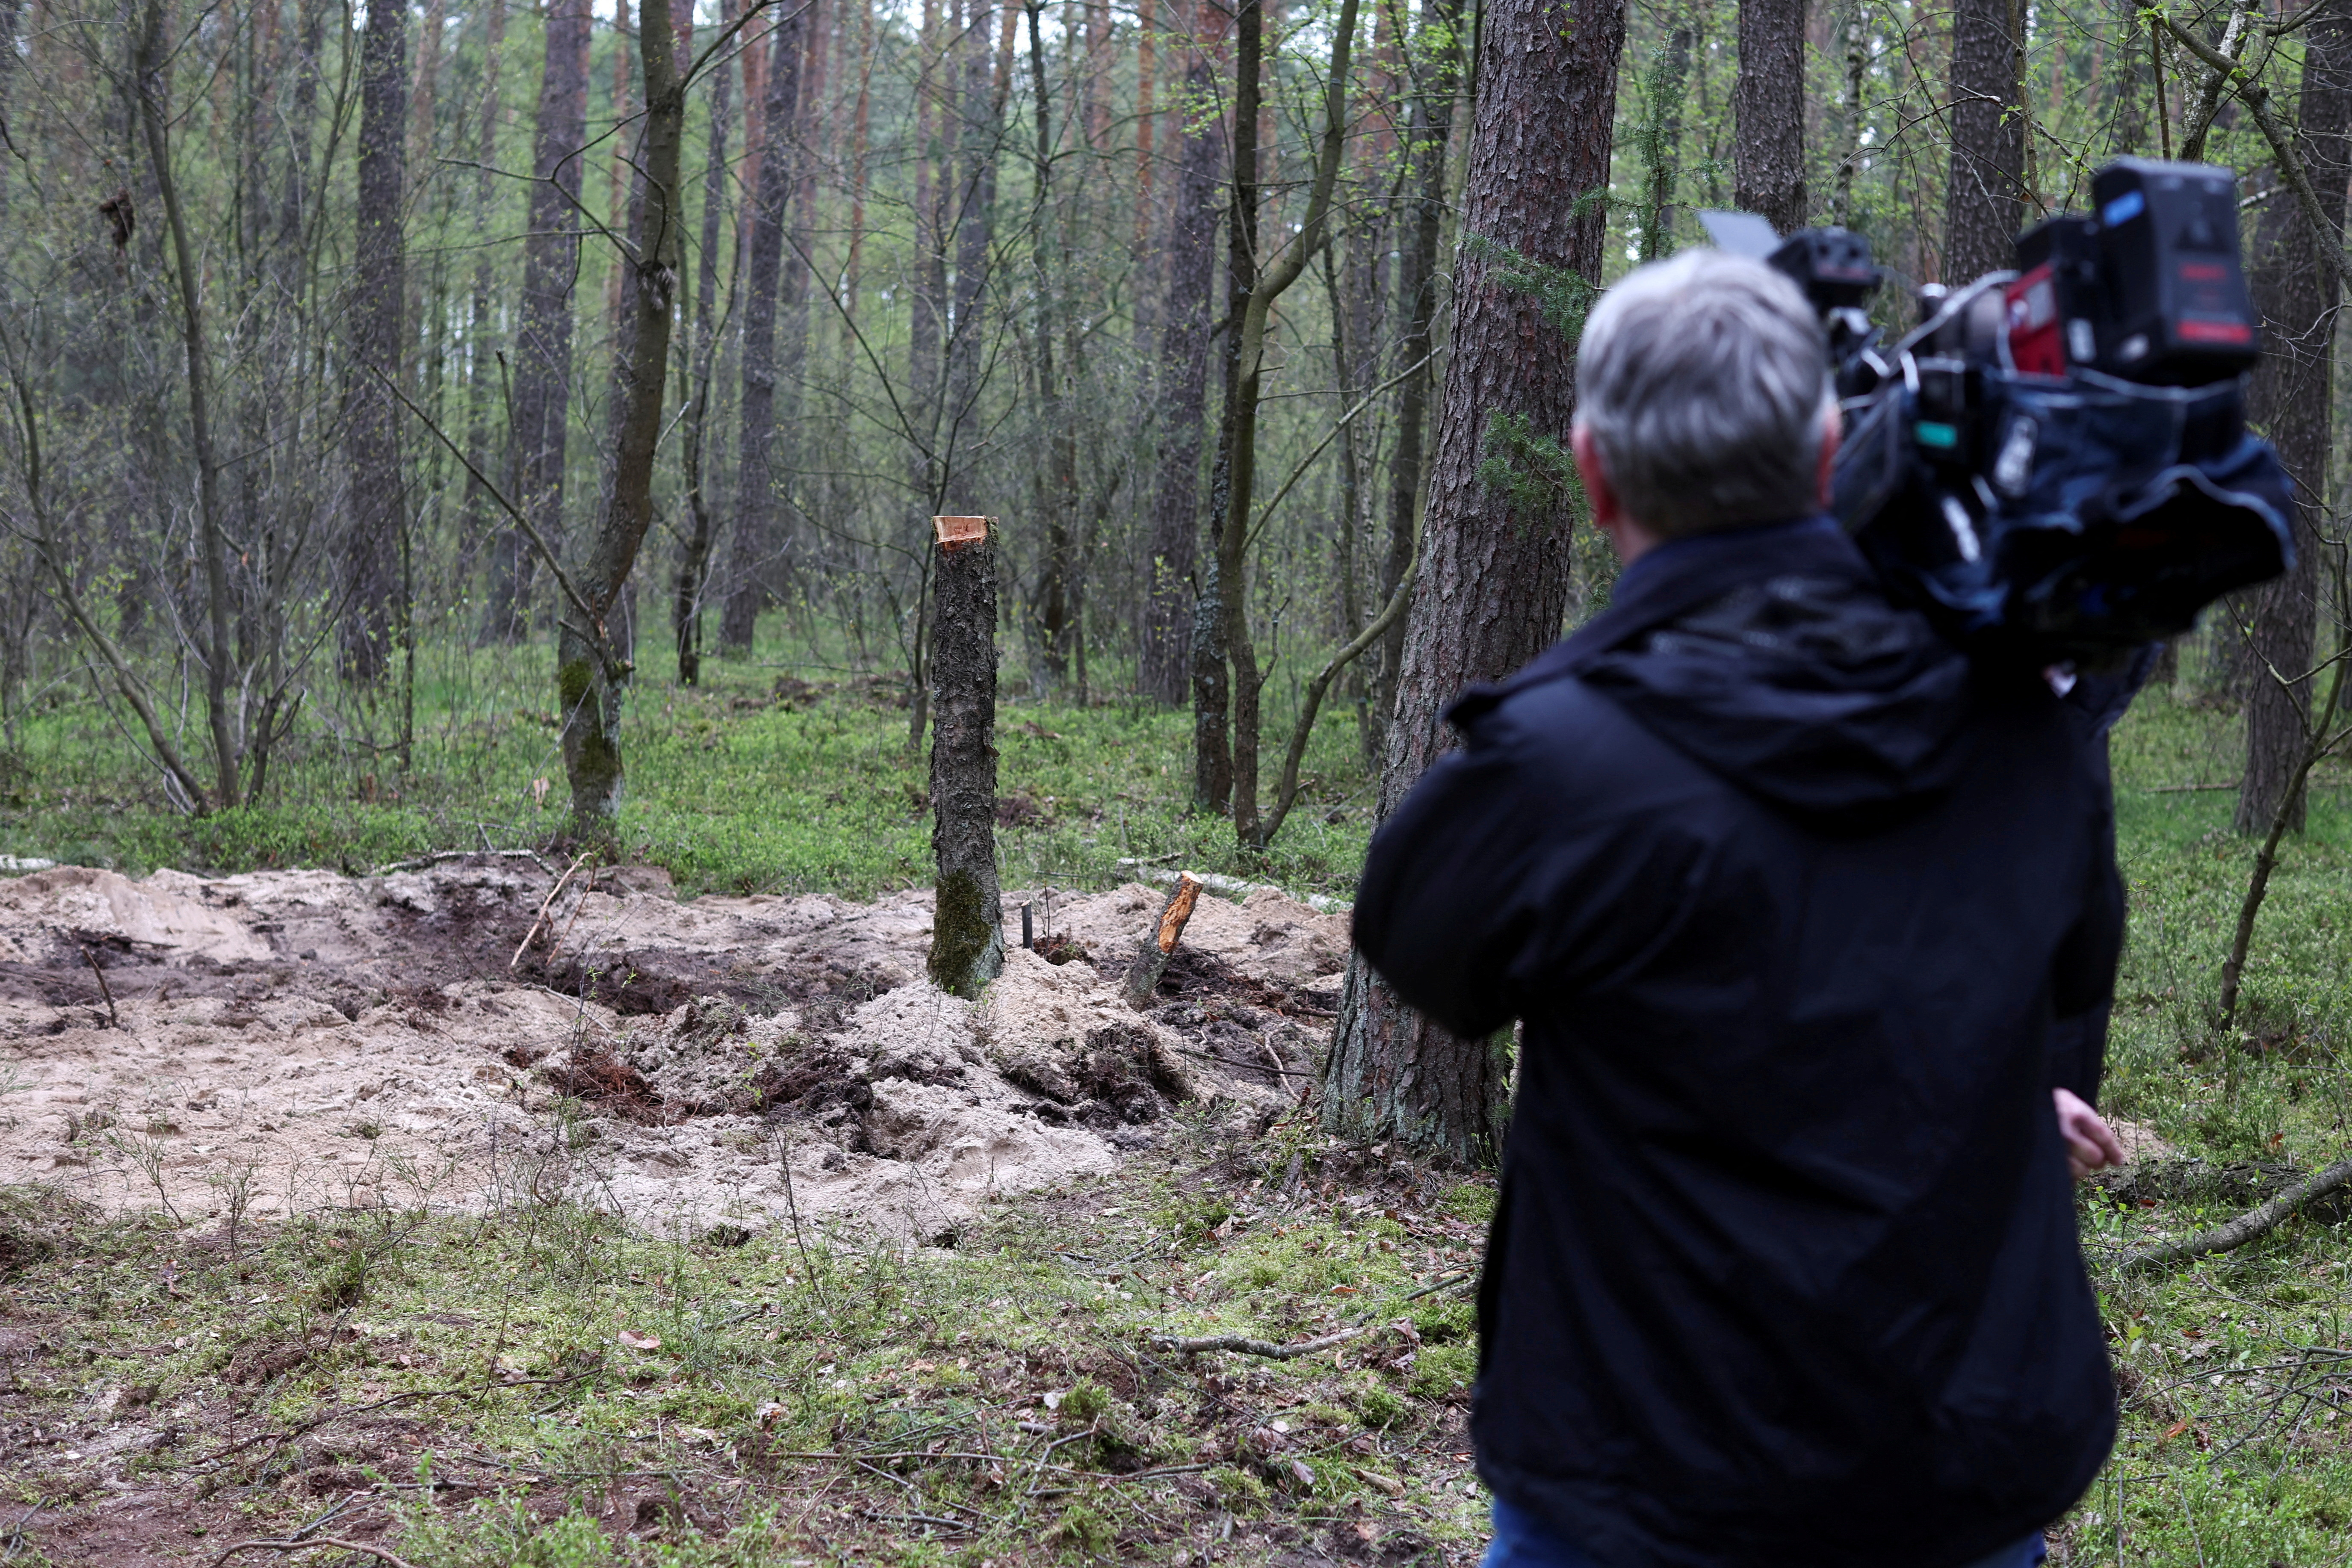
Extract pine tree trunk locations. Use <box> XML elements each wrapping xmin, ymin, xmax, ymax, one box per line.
<box><xmin>1372</xmin><ymin>0</ymin><xmax>1462</xmax><ymax>757</ymax></box>
<box><xmin>490</xmin><ymin>0</ymin><xmax>592</xmax><ymax>644</ymax></box>
<box><xmin>558</xmin><ymin>0</ymin><xmax>686</xmax><ymax>844</ymax></box>
<box><xmin>1137</xmin><ymin>0</ymin><xmax>1225</xmax><ymax>705</ymax></box>
<box><xmin>1321</xmin><ymin>0</ymin><xmax>1628</xmax><ymax>1164</ymax></box>
<box><xmin>343</xmin><ymin>0</ymin><xmax>409</xmax><ymax>688</ymax></box>
<box><xmin>459</xmin><ymin>0</ymin><xmax>507</xmax><ymax>576</ymax></box>
<box><xmin>928</xmin><ymin>526</ymin><xmax>1005</xmax><ymax>997</ymax></box>
<box><xmin>943</xmin><ymin>1</ymin><xmax>1011</xmax><ymax>511</ymax></box>
<box><xmin>675</xmin><ymin>0</ymin><xmax>739</xmax><ymax>688</ymax></box>
<box><xmin>719</xmin><ymin>7</ymin><xmax>809</xmax><ymax>653</ymax></box>
<box><xmin>1193</xmin><ymin>0</ymin><xmax>1260</xmax><ymax>813</ymax></box>
<box><xmin>2239</xmin><ymin>6</ymin><xmax>2352</xmax><ymax>835</ymax></box>
<box><xmin>1945</xmin><ymin>0</ymin><xmax>2025</xmax><ymax>281</ymax></box>
<box><xmin>1734</xmin><ymin>0</ymin><xmax>1806</xmax><ymax>232</ymax></box>
<box><xmin>769</xmin><ymin>0</ymin><xmax>827</xmax><ymax>599</ymax></box>
<box><xmin>137</xmin><ymin>0</ymin><xmax>240</xmax><ymax>806</ymax></box>
<box><xmin>1025</xmin><ymin>0</ymin><xmax>1078</xmax><ymax>690</ymax></box>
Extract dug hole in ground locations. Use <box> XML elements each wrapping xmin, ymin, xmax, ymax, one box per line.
<box><xmin>0</xmin><ymin>856</ymin><xmax>1349</xmax><ymax>1243</ymax></box>
<box><xmin>0</xmin><ymin>857</ymin><xmax>2186</xmax><ymax>1567</ymax></box>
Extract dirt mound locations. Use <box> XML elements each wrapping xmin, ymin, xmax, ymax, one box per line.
<box><xmin>0</xmin><ymin>861</ymin><xmax>1348</xmax><ymax>1242</ymax></box>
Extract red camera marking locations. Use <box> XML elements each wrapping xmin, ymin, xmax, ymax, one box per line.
<box><xmin>2177</xmin><ymin>318</ymin><xmax>2252</xmax><ymax>344</ymax></box>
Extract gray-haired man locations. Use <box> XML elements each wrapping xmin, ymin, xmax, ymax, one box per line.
<box><xmin>1352</xmin><ymin>250</ymin><xmax>2126</xmax><ymax>1568</ymax></box>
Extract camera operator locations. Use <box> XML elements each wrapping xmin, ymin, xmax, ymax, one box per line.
<box><xmin>1353</xmin><ymin>249</ymin><xmax>2127</xmax><ymax>1568</ymax></box>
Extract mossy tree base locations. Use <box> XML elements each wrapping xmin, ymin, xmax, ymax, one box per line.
<box><xmin>558</xmin><ymin>650</ymin><xmax>627</xmax><ymax>853</ymax></box>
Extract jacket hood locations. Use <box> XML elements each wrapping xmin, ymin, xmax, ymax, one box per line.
<box><xmin>1460</xmin><ymin>520</ymin><xmax>1977</xmax><ymax>818</ymax></box>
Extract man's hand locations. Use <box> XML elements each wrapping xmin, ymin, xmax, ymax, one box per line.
<box><xmin>2055</xmin><ymin>1087</ymin><xmax>2125</xmax><ymax>1179</ymax></box>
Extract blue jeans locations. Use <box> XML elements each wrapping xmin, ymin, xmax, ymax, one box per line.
<box><xmin>1481</xmin><ymin>1497</ymin><xmax>2048</xmax><ymax>1568</ymax></box>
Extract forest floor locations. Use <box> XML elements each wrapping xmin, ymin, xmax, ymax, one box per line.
<box><xmin>0</xmin><ymin>652</ymin><xmax>2350</xmax><ymax>1565</ymax></box>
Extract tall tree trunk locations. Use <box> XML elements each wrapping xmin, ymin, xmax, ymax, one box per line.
<box><xmin>769</xmin><ymin>0</ymin><xmax>827</xmax><ymax>598</ymax></box>
<box><xmin>558</xmin><ymin>0</ymin><xmax>686</xmax><ymax>843</ymax></box>
<box><xmin>460</xmin><ymin>0</ymin><xmax>508</xmax><ymax>566</ymax></box>
<box><xmin>675</xmin><ymin>0</ymin><xmax>739</xmax><ymax>687</ymax></box>
<box><xmin>2239</xmin><ymin>5</ymin><xmax>2352</xmax><ymax>834</ymax></box>
<box><xmin>1132</xmin><ymin>0</ymin><xmax>1158</xmax><ymax>259</ymax></box>
<box><xmin>1944</xmin><ymin>0</ymin><xmax>2026</xmax><ymax>280</ymax></box>
<box><xmin>1831</xmin><ymin>0</ymin><xmax>1864</xmax><ymax>224</ymax></box>
<box><xmin>846</xmin><ymin>0</ymin><xmax>875</xmax><ymax>301</ymax></box>
<box><xmin>1024</xmin><ymin>0</ymin><xmax>1078</xmax><ymax>689</ymax></box>
<box><xmin>1221</xmin><ymin>0</ymin><xmax>1359</xmax><ymax>851</ymax></box>
<box><xmin>138</xmin><ymin>0</ymin><xmax>240</xmax><ymax>807</ymax></box>
<box><xmin>943</xmin><ymin>0</ymin><xmax>1013</xmax><ymax>511</ymax></box>
<box><xmin>0</xmin><ymin>0</ymin><xmax>25</xmax><ymax>197</ymax></box>
<box><xmin>720</xmin><ymin>7</ymin><xmax>809</xmax><ymax>653</ymax></box>
<box><xmin>343</xmin><ymin>0</ymin><xmax>410</xmax><ymax>688</ymax></box>
<box><xmin>1372</xmin><ymin>0</ymin><xmax>1463</xmax><ymax>760</ymax></box>
<box><xmin>1137</xmin><ymin>0</ymin><xmax>1226</xmax><ymax>705</ymax></box>
<box><xmin>489</xmin><ymin>0</ymin><xmax>593</xmax><ymax>644</ymax></box>
<box><xmin>1322</xmin><ymin>0</ymin><xmax>1628</xmax><ymax>1163</ymax></box>
<box><xmin>1193</xmin><ymin>0</ymin><xmax>1260</xmax><ymax>813</ymax></box>
<box><xmin>1735</xmin><ymin>0</ymin><xmax>1806</xmax><ymax>231</ymax></box>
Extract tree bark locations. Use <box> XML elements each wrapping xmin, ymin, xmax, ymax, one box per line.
<box><xmin>343</xmin><ymin>0</ymin><xmax>409</xmax><ymax>688</ymax></box>
<box><xmin>459</xmin><ymin>0</ymin><xmax>508</xmax><ymax>568</ymax></box>
<box><xmin>1193</xmin><ymin>0</ymin><xmax>1260</xmax><ymax>813</ymax></box>
<box><xmin>1322</xmin><ymin>0</ymin><xmax>1628</xmax><ymax>1164</ymax></box>
<box><xmin>1373</xmin><ymin>0</ymin><xmax>1463</xmax><ymax>759</ymax></box>
<box><xmin>558</xmin><ymin>0</ymin><xmax>686</xmax><ymax>844</ymax></box>
<box><xmin>2239</xmin><ymin>4</ymin><xmax>2352</xmax><ymax>835</ymax></box>
<box><xmin>676</xmin><ymin>0</ymin><xmax>739</xmax><ymax>687</ymax></box>
<box><xmin>137</xmin><ymin>0</ymin><xmax>241</xmax><ymax>808</ymax></box>
<box><xmin>943</xmin><ymin>1</ymin><xmax>1014</xmax><ymax>511</ymax></box>
<box><xmin>489</xmin><ymin>0</ymin><xmax>593</xmax><ymax>644</ymax></box>
<box><xmin>1024</xmin><ymin>0</ymin><xmax>1078</xmax><ymax>689</ymax></box>
<box><xmin>1138</xmin><ymin>0</ymin><xmax>1226</xmax><ymax>705</ymax></box>
<box><xmin>769</xmin><ymin>0</ymin><xmax>828</xmax><ymax>596</ymax></box>
<box><xmin>1944</xmin><ymin>0</ymin><xmax>2026</xmax><ymax>281</ymax></box>
<box><xmin>1734</xmin><ymin>0</ymin><xmax>1807</xmax><ymax>232</ymax></box>
<box><xmin>1220</xmin><ymin>0</ymin><xmax>1359</xmax><ymax>851</ymax></box>
<box><xmin>928</xmin><ymin>527</ymin><xmax>1005</xmax><ymax>997</ymax></box>
<box><xmin>720</xmin><ymin>7</ymin><xmax>809</xmax><ymax>653</ymax></box>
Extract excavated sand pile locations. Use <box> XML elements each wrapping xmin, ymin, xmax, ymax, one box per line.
<box><xmin>0</xmin><ymin>859</ymin><xmax>1349</xmax><ymax>1242</ymax></box>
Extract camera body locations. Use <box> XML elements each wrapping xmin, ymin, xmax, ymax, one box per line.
<box><xmin>1707</xmin><ymin>158</ymin><xmax>2293</xmax><ymax>664</ymax></box>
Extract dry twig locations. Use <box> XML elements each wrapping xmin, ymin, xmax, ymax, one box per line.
<box><xmin>2119</xmin><ymin>1155</ymin><xmax>2352</xmax><ymax>1273</ymax></box>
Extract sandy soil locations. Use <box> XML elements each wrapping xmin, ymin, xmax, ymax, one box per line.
<box><xmin>0</xmin><ymin>859</ymin><xmax>1349</xmax><ymax>1243</ymax></box>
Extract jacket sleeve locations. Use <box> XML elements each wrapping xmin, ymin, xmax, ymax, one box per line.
<box><xmin>1351</xmin><ymin>730</ymin><xmax>1548</xmax><ymax>1041</ymax></box>
<box><xmin>1352</xmin><ymin>692</ymin><xmax>1682</xmax><ymax>1039</ymax></box>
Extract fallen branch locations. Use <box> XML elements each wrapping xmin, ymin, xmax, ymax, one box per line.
<box><xmin>2119</xmin><ymin>1155</ymin><xmax>2352</xmax><ymax>1274</ymax></box>
<box><xmin>1150</xmin><ymin>1323</ymin><xmax>1377</xmax><ymax>1360</ymax></box>
<box><xmin>1113</xmin><ymin>860</ymin><xmax>1347</xmax><ymax>915</ymax></box>
<box><xmin>210</xmin><ymin>1537</ymin><xmax>420</xmax><ymax>1568</ymax></box>
<box><xmin>512</xmin><ymin>853</ymin><xmax>591</xmax><ymax>969</ymax></box>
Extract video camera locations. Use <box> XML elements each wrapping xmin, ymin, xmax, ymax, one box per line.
<box><xmin>1703</xmin><ymin>158</ymin><xmax>2295</xmax><ymax>664</ymax></box>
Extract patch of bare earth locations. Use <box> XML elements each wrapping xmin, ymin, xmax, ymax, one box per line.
<box><xmin>0</xmin><ymin>860</ymin><xmax>1347</xmax><ymax>1243</ymax></box>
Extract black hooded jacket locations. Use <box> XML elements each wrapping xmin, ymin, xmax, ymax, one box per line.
<box><xmin>1353</xmin><ymin>519</ymin><xmax>2122</xmax><ymax>1568</ymax></box>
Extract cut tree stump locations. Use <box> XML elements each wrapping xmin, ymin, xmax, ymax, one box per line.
<box><xmin>1124</xmin><ymin>872</ymin><xmax>1203</xmax><ymax>1006</ymax></box>
<box><xmin>926</xmin><ymin>517</ymin><xmax>1005</xmax><ymax>997</ymax></box>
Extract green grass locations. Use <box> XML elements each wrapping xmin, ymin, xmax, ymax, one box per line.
<box><xmin>0</xmin><ymin>1129</ymin><xmax>1498</xmax><ymax>1565</ymax></box>
<box><xmin>0</xmin><ymin>618</ymin><xmax>1380</xmax><ymax>901</ymax></box>
<box><xmin>9</xmin><ymin>625</ymin><xmax>2352</xmax><ymax>1563</ymax></box>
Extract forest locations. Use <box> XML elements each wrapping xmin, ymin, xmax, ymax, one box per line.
<box><xmin>1</xmin><ymin>0</ymin><xmax>2351</xmax><ymax>1559</ymax></box>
